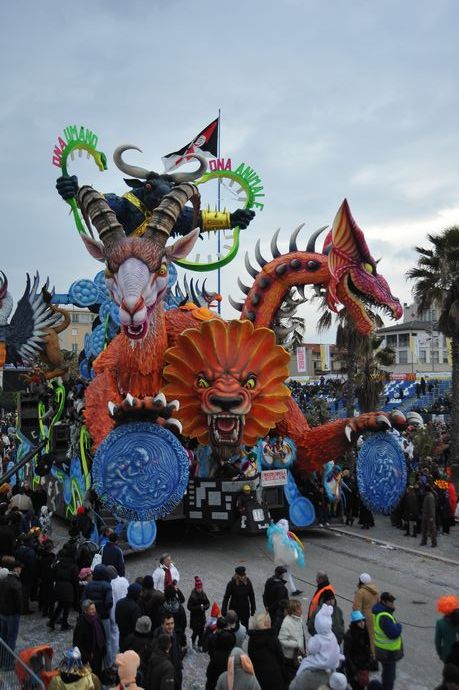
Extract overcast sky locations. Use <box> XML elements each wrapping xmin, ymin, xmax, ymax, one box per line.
<box><xmin>1</xmin><ymin>0</ymin><xmax>458</xmax><ymax>341</ymax></box>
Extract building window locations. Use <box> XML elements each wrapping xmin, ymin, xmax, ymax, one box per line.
<box><xmin>398</xmin><ymin>334</ymin><xmax>410</xmax><ymax>347</ymax></box>
<box><xmin>71</xmin><ymin>328</ymin><xmax>78</xmax><ymax>336</ymax></box>
<box><xmin>71</xmin><ymin>343</ymin><xmax>78</xmax><ymax>353</ymax></box>
<box><xmin>442</xmin><ymin>352</ymin><xmax>449</xmax><ymax>364</ymax></box>
<box><xmin>419</xmin><ymin>350</ymin><xmax>427</xmax><ymax>364</ymax></box>
<box><xmin>432</xmin><ymin>351</ymin><xmax>440</xmax><ymax>364</ymax></box>
<box><xmin>71</xmin><ymin>313</ymin><xmax>79</xmax><ymax>323</ymax></box>
<box><xmin>398</xmin><ymin>350</ymin><xmax>408</xmax><ymax>364</ymax></box>
<box><xmin>386</xmin><ymin>335</ymin><xmax>397</xmax><ymax>347</ymax></box>
<box><xmin>78</xmin><ymin>313</ymin><xmax>92</xmax><ymax>324</ymax></box>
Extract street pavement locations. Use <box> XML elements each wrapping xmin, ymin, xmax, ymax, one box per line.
<box><xmin>14</xmin><ymin>515</ymin><xmax>458</xmax><ymax>689</ymax></box>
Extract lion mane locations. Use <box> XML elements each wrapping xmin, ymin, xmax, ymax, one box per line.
<box><xmin>163</xmin><ymin>319</ymin><xmax>291</xmax><ymax>446</ymax></box>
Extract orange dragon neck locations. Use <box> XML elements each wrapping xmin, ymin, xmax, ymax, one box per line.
<box><xmin>116</xmin><ymin>306</ymin><xmax>167</xmax><ymax>397</ymax></box>
<box><xmin>241</xmin><ymin>252</ymin><xmax>330</xmax><ymax>328</ymax></box>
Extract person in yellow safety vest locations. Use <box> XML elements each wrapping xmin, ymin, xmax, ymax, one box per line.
<box><xmin>372</xmin><ymin>592</ymin><xmax>403</xmax><ymax>690</ymax></box>
<box><xmin>307</xmin><ymin>571</ymin><xmax>335</xmax><ymax>623</ymax></box>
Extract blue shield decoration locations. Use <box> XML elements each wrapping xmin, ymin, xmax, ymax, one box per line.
<box><xmin>357</xmin><ymin>432</ymin><xmax>407</xmax><ymax>514</ymax></box>
<box><xmin>92</xmin><ymin>422</ymin><xmax>189</xmax><ymax>521</ymax></box>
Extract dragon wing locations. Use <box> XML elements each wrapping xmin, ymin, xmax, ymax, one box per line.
<box><xmin>6</xmin><ymin>273</ymin><xmax>62</xmax><ymax>364</ymax></box>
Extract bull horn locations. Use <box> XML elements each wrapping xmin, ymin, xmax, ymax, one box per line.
<box><xmin>113</xmin><ymin>145</ymin><xmax>150</xmax><ymax>180</ymax></box>
<box><xmin>77</xmin><ymin>186</ymin><xmax>125</xmax><ymax>248</ymax></box>
<box><xmin>143</xmin><ymin>183</ymin><xmax>201</xmax><ymax>246</ymax></box>
<box><xmin>168</xmin><ymin>154</ymin><xmax>208</xmax><ymax>182</ymax></box>
<box><xmin>0</xmin><ymin>271</ymin><xmax>8</xmax><ymax>299</ymax></box>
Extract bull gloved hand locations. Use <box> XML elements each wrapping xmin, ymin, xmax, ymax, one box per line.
<box><xmin>230</xmin><ymin>208</ymin><xmax>255</xmax><ymax>229</ymax></box>
<box><xmin>56</xmin><ymin>175</ymin><xmax>79</xmax><ymax>201</ymax></box>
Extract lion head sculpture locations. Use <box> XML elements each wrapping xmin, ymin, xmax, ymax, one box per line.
<box><xmin>163</xmin><ymin>319</ymin><xmax>291</xmax><ymax>453</ymax></box>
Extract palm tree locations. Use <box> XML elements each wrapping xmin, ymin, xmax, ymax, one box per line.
<box><xmin>407</xmin><ymin>226</ymin><xmax>459</xmax><ymax>487</ymax></box>
<box><xmin>317</xmin><ymin>306</ymin><xmax>395</xmax><ymax>416</ymax></box>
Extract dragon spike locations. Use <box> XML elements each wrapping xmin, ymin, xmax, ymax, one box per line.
<box><xmin>376</xmin><ymin>258</ymin><xmax>381</xmax><ymax>265</ymax></box>
<box><xmin>255</xmin><ymin>239</ymin><xmax>268</xmax><ymax>268</ymax></box>
<box><xmin>271</xmin><ymin>228</ymin><xmax>281</xmax><ymax>258</ymax></box>
<box><xmin>190</xmin><ymin>278</ymin><xmax>200</xmax><ymax>306</ymax></box>
<box><xmin>306</xmin><ymin>225</ymin><xmax>328</xmax><ymax>253</ymax></box>
<box><xmin>228</xmin><ymin>295</ymin><xmax>244</xmax><ymax>312</ymax></box>
<box><xmin>0</xmin><ymin>271</ymin><xmax>8</xmax><ymax>299</ymax></box>
<box><xmin>183</xmin><ymin>274</ymin><xmax>191</xmax><ymax>301</ymax></box>
<box><xmin>202</xmin><ymin>279</ymin><xmax>213</xmax><ymax>303</ymax></box>
<box><xmin>237</xmin><ymin>277</ymin><xmax>250</xmax><ymax>295</ymax></box>
<box><xmin>289</xmin><ymin>223</ymin><xmax>305</xmax><ymax>252</ymax></box>
<box><xmin>244</xmin><ymin>251</ymin><xmax>259</xmax><ymax>279</ymax></box>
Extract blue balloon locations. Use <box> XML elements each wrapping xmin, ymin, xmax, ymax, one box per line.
<box><xmin>69</xmin><ymin>279</ymin><xmax>100</xmax><ymax>307</ymax></box>
<box><xmin>357</xmin><ymin>432</ymin><xmax>407</xmax><ymax>514</ymax></box>
<box><xmin>92</xmin><ymin>422</ymin><xmax>190</xmax><ymax>521</ymax></box>
<box><xmin>127</xmin><ymin>520</ymin><xmax>157</xmax><ymax>550</ymax></box>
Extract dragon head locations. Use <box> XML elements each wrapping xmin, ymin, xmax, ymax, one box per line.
<box><xmin>324</xmin><ymin>199</ymin><xmax>403</xmax><ymax>335</ymax></box>
<box><xmin>78</xmin><ymin>184</ymin><xmax>200</xmax><ymax>340</ymax></box>
<box><xmin>163</xmin><ymin>320</ymin><xmax>291</xmax><ymax>455</ymax></box>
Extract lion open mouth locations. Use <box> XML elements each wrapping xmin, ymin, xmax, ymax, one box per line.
<box><xmin>207</xmin><ymin>414</ymin><xmax>244</xmax><ymax>446</ymax></box>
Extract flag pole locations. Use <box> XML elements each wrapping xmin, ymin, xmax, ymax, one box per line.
<box><xmin>217</xmin><ymin>108</ymin><xmax>221</xmax><ymax>314</ymax></box>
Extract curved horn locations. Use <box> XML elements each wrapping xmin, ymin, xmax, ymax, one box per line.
<box><xmin>255</xmin><ymin>239</ymin><xmax>268</xmax><ymax>268</ymax></box>
<box><xmin>113</xmin><ymin>145</ymin><xmax>150</xmax><ymax>180</ymax></box>
<box><xmin>289</xmin><ymin>223</ymin><xmax>305</xmax><ymax>252</ymax></box>
<box><xmin>202</xmin><ymin>279</ymin><xmax>212</xmax><ymax>303</ymax></box>
<box><xmin>228</xmin><ymin>295</ymin><xmax>244</xmax><ymax>312</ymax></box>
<box><xmin>169</xmin><ymin>154</ymin><xmax>208</xmax><ymax>182</ymax></box>
<box><xmin>190</xmin><ymin>278</ymin><xmax>201</xmax><ymax>306</ymax></box>
<box><xmin>306</xmin><ymin>225</ymin><xmax>327</xmax><ymax>253</ymax></box>
<box><xmin>143</xmin><ymin>183</ymin><xmax>200</xmax><ymax>246</ymax></box>
<box><xmin>77</xmin><ymin>186</ymin><xmax>125</xmax><ymax>248</ymax></box>
<box><xmin>0</xmin><ymin>271</ymin><xmax>8</xmax><ymax>299</ymax></box>
<box><xmin>271</xmin><ymin>228</ymin><xmax>281</xmax><ymax>258</ymax></box>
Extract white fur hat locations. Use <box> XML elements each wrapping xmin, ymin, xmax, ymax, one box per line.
<box><xmin>359</xmin><ymin>572</ymin><xmax>371</xmax><ymax>585</ymax></box>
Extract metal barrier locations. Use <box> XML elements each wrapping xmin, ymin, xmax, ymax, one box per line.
<box><xmin>0</xmin><ymin>638</ymin><xmax>45</xmax><ymax>690</ymax></box>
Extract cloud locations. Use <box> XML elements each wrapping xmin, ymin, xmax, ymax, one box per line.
<box><xmin>0</xmin><ymin>0</ymin><xmax>458</xmax><ymax>351</ymax></box>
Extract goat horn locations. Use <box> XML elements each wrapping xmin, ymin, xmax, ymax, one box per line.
<box><xmin>289</xmin><ymin>223</ymin><xmax>305</xmax><ymax>252</ymax></box>
<box><xmin>0</xmin><ymin>271</ymin><xmax>8</xmax><ymax>299</ymax></box>
<box><xmin>306</xmin><ymin>225</ymin><xmax>328</xmax><ymax>253</ymax></box>
<box><xmin>169</xmin><ymin>154</ymin><xmax>208</xmax><ymax>182</ymax></box>
<box><xmin>271</xmin><ymin>228</ymin><xmax>281</xmax><ymax>258</ymax></box>
<box><xmin>143</xmin><ymin>183</ymin><xmax>201</xmax><ymax>246</ymax></box>
<box><xmin>77</xmin><ymin>186</ymin><xmax>125</xmax><ymax>248</ymax></box>
<box><xmin>113</xmin><ymin>145</ymin><xmax>150</xmax><ymax>179</ymax></box>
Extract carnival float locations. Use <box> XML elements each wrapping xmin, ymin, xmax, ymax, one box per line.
<box><xmin>0</xmin><ymin>122</ymin><xmax>423</xmax><ymax>550</ymax></box>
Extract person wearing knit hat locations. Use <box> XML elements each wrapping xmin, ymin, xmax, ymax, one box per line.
<box><xmin>435</xmin><ymin>595</ymin><xmax>459</xmax><ymax>662</ymax></box>
<box><xmin>343</xmin><ymin>610</ymin><xmax>371</xmax><ymax>689</ymax></box>
<box><xmin>215</xmin><ymin>647</ymin><xmax>260</xmax><ymax>690</ymax></box>
<box><xmin>123</xmin><ymin>616</ymin><xmax>155</xmax><ymax>681</ymax></box>
<box><xmin>352</xmin><ymin>572</ymin><xmax>379</xmax><ymax>666</ymax></box>
<box><xmin>187</xmin><ymin>576</ymin><xmax>210</xmax><ymax>651</ymax></box>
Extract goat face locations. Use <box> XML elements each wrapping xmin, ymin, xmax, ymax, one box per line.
<box><xmin>83</xmin><ymin>230</ymin><xmax>200</xmax><ymax>341</ymax></box>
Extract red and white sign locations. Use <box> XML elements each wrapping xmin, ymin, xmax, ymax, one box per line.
<box><xmin>261</xmin><ymin>469</ymin><xmax>288</xmax><ymax>487</ymax></box>
<box><xmin>296</xmin><ymin>346</ymin><xmax>306</xmax><ymax>373</ymax></box>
